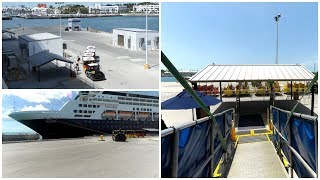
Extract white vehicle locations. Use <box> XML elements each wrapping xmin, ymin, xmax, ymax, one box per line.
<box><xmin>86</xmin><ymin>46</ymin><xmax>96</xmax><ymax>50</ymax></box>
<box><xmin>85</xmin><ymin>49</ymin><xmax>95</xmax><ymax>54</ymax></box>
<box><xmin>83</xmin><ymin>52</ymin><xmax>94</xmax><ymax>57</ymax></box>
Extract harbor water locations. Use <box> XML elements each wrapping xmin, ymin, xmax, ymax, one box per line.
<box><xmin>161</xmin><ymin>76</ymin><xmax>177</xmax><ymax>82</ymax></box>
<box><xmin>2</xmin><ymin>16</ymin><xmax>159</xmax><ymax>32</ymax></box>
<box><xmin>2</xmin><ymin>118</ymin><xmax>36</xmax><ymax>135</ymax></box>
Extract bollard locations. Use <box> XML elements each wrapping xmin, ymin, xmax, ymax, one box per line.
<box><xmin>99</xmin><ymin>135</ymin><xmax>105</xmax><ymax>141</ymax></box>
<box><xmin>267</xmin><ymin>108</ymin><xmax>273</xmax><ymax>131</ymax></box>
<box><xmin>231</xmin><ymin>120</ymin><xmax>237</xmax><ymax>141</ymax></box>
<box><xmin>144</xmin><ymin>64</ymin><xmax>150</xmax><ymax>69</ymax></box>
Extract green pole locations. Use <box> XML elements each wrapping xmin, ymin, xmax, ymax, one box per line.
<box><xmin>161</xmin><ymin>51</ymin><xmax>226</xmax><ymax>151</ymax></box>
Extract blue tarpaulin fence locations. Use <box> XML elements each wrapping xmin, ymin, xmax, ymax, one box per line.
<box><xmin>161</xmin><ymin>108</ymin><xmax>234</xmax><ymax>178</ymax></box>
<box><xmin>272</xmin><ymin>106</ymin><xmax>318</xmax><ymax>178</ymax></box>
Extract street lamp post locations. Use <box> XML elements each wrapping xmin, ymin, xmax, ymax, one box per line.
<box><xmin>55</xmin><ymin>2</ymin><xmax>64</xmax><ymax>37</ymax></box>
<box><xmin>274</xmin><ymin>14</ymin><xmax>281</xmax><ymax>64</ymax></box>
<box><xmin>144</xmin><ymin>9</ymin><xmax>150</xmax><ymax>69</ymax></box>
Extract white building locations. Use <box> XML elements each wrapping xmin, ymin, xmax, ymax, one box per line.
<box><xmin>19</xmin><ymin>33</ymin><xmax>63</xmax><ymax>58</ymax></box>
<box><xmin>113</xmin><ymin>28</ymin><xmax>159</xmax><ymax>51</ymax></box>
<box><xmin>133</xmin><ymin>4</ymin><xmax>159</xmax><ymax>13</ymax></box>
<box><xmin>89</xmin><ymin>4</ymin><xmax>127</xmax><ymax>14</ymax></box>
<box><xmin>31</xmin><ymin>7</ymin><xmax>48</xmax><ymax>16</ymax></box>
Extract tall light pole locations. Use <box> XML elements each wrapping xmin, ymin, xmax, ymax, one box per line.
<box><xmin>55</xmin><ymin>2</ymin><xmax>64</xmax><ymax>37</ymax></box>
<box><xmin>274</xmin><ymin>13</ymin><xmax>281</xmax><ymax>64</ymax></box>
<box><xmin>144</xmin><ymin>8</ymin><xmax>150</xmax><ymax>69</ymax></box>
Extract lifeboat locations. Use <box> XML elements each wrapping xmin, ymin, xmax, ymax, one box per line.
<box><xmin>136</xmin><ymin>112</ymin><xmax>151</xmax><ymax>119</ymax></box>
<box><xmin>118</xmin><ymin>111</ymin><xmax>133</xmax><ymax>119</ymax></box>
<box><xmin>101</xmin><ymin>110</ymin><xmax>116</xmax><ymax>119</ymax></box>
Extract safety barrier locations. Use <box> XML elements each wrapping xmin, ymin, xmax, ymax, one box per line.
<box><xmin>161</xmin><ymin>108</ymin><xmax>235</xmax><ymax>178</ymax></box>
<box><xmin>271</xmin><ymin>106</ymin><xmax>318</xmax><ymax>178</ymax></box>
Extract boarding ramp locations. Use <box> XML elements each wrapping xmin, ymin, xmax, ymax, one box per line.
<box><xmin>161</xmin><ymin>107</ymin><xmax>318</xmax><ymax>178</ymax></box>
<box><xmin>228</xmin><ymin>135</ymin><xmax>288</xmax><ymax>177</ymax></box>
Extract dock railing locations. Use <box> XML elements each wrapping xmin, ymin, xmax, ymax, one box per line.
<box><xmin>161</xmin><ymin>108</ymin><xmax>235</xmax><ymax>178</ymax></box>
<box><xmin>271</xmin><ymin>106</ymin><xmax>318</xmax><ymax>178</ymax></box>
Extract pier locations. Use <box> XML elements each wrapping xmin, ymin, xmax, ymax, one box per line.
<box><xmin>2</xmin><ymin>26</ymin><xmax>159</xmax><ymax>89</ymax></box>
<box><xmin>3</xmin><ymin>136</ymin><xmax>159</xmax><ymax>178</ymax></box>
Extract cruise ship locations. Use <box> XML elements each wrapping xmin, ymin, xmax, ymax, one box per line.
<box><xmin>8</xmin><ymin>91</ymin><xmax>159</xmax><ymax>139</ymax></box>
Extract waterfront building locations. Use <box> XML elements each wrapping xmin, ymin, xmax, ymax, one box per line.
<box><xmin>112</xmin><ymin>28</ymin><xmax>159</xmax><ymax>51</ymax></box>
<box><xmin>133</xmin><ymin>4</ymin><xmax>159</xmax><ymax>13</ymax></box>
<box><xmin>31</xmin><ymin>4</ymin><xmax>49</xmax><ymax>16</ymax></box>
<box><xmin>89</xmin><ymin>4</ymin><xmax>128</xmax><ymax>14</ymax></box>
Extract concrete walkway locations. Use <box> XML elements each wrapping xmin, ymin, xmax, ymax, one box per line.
<box><xmin>227</xmin><ymin>141</ymin><xmax>288</xmax><ymax>178</ymax></box>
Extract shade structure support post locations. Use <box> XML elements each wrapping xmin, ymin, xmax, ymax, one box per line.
<box><xmin>290</xmin><ymin>81</ymin><xmax>293</xmax><ymax>100</ymax></box>
<box><xmin>38</xmin><ymin>66</ymin><xmax>40</xmax><ymax>82</ymax></box>
<box><xmin>219</xmin><ymin>82</ymin><xmax>222</xmax><ymax>102</ymax></box>
<box><xmin>311</xmin><ymin>84</ymin><xmax>315</xmax><ymax>116</ymax></box>
<box><xmin>192</xmin><ymin>83</ymin><xmax>197</xmax><ymax>90</ymax></box>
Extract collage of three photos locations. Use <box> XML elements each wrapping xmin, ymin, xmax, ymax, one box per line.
<box><xmin>2</xmin><ymin>1</ymin><xmax>318</xmax><ymax>178</ymax></box>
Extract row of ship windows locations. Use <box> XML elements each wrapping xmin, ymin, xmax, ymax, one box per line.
<box><xmin>86</xmin><ymin>98</ymin><xmax>118</xmax><ymax>102</ymax></box>
<box><xmin>82</xmin><ymin>120</ymin><xmax>153</xmax><ymax>123</ymax></box>
<box><xmin>75</xmin><ymin>114</ymin><xmax>91</xmax><ymax>117</ymax></box>
<box><xmin>133</xmin><ymin>108</ymin><xmax>153</xmax><ymax>112</ymax></box>
<box><xmin>119</xmin><ymin>102</ymin><xmax>159</xmax><ymax>107</ymax></box>
<box><xmin>79</xmin><ymin>104</ymin><xmax>100</xmax><ymax>108</ymax></box>
<box><xmin>74</xmin><ymin>110</ymin><xmax>96</xmax><ymax>114</ymax></box>
<box><xmin>118</xmin><ymin>97</ymin><xmax>158</xmax><ymax>103</ymax></box>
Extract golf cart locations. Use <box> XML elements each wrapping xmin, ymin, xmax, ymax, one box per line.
<box><xmin>85</xmin><ymin>63</ymin><xmax>105</xmax><ymax>81</ymax></box>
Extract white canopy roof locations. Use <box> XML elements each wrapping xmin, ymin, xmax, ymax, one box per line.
<box><xmin>189</xmin><ymin>64</ymin><xmax>315</xmax><ymax>82</ymax></box>
<box><xmin>82</xmin><ymin>56</ymin><xmax>95</xmax><ymax>61</ymax></box>
<box><xmin>83</xmin><ymin>53</ymin><xmax>94</xmax><ymax>57</ymax></box>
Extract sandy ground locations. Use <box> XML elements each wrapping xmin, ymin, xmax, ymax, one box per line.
<box><xmin>2</xmin><ymin>136</ymin><xmax>159</xmax><ymax>178</ymax></box>
<box><xmin>161</xmin><ymin>82</ymin><xmax>318</xmax><ymax>127</ymax></box>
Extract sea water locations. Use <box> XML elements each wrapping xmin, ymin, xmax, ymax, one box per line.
<box><xmin>3</xmin><ymin>16</ymin><xmax>159</xmax><ymax>32</ymax></box>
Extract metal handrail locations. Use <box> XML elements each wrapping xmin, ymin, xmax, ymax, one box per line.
<box><xmin>271</xmin><ymin>106</ymin><xmax>318</xmax><ymax>178</ymax></box>
<box><xmin>273</xmin><ymin>126</ymin><xmax>317</xmax><ymax>178</ymax></box>
<box><xmin>271</xmin><ymin>106</ymin><xmax>317</xmax><ymax>122</ymax></box>
<box><xmin>161</xmin><ymin>108</ymin><xmax>234</xmax><ymax>137</ymax></box>
<box><xmin>161</xmin><ymin>108</ymin><xmax>235</xmax><ymax>178</ymax></box>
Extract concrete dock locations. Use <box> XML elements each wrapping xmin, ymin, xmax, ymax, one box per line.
<box><xmin>2</xmin><ymin>136</ymin><xmax>159</xmax><ymax>178</ymax></box>
<box><xmin>3</xmin><ymin>26</ymin><xmax>159</xmax><ymax>89</ymax></box>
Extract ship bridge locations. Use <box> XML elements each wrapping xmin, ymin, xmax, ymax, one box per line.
<box><xmin>161</xmin><ymin>52</ymin><xmax>318</xmax><ymax>178</ymax></box>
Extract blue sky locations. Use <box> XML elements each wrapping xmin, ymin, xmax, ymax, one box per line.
<box><xmin>2</xmin><ymin>90</ymin><xmax>159</xmax><ymax>119</ymax></box>
<box><xmin>162</xmin><ymin>2</ymin><xmax>318</xmax><ymax>72</ymax></box>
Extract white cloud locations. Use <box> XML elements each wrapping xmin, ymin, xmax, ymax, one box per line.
<box><xmin>2</xmin><ymin>106</ymin><xmax>14</xmax><ymax>118</ymax></box>
<box><xmin>20</xmin><ymin>104</ymin><xmax>49</xmax><ymax>111</ymax></box>
<box><xmin>3</xmin><ymin>90</ymin><xmax>73</xmax><ymax>103</ymax></box>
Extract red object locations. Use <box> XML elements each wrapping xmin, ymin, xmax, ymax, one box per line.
<box><xmin>38</xmin><ymin>4</ymin><xmax>47</xmax><ymax>8</ymax></box>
